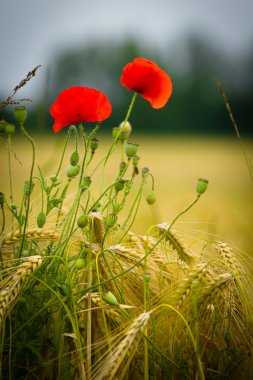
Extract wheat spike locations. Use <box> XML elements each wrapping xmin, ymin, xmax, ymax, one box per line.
<box><xmin>2</xmin><ymin>228</ymin><xmax>59</xmax><ymax>245</ymax></box>
<box><xmin>92</xmin><ymin>312</ymin><xmax>150</xmax><ymax>380</ymax></box>
<box><xmin>0</xmin><ymin>255</ymin><xmax>42</xmax><ymax>324</ymax></box>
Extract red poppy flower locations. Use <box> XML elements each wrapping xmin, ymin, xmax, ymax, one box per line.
<box><xmin>120</xmin><ymin>58</ymin><xmax>172</xmax><ymax>109</ymax></box>
<box><xmin>50</xmin><ymin>86</ymin><xmax>112</xmax><ymax>133</ymax></box>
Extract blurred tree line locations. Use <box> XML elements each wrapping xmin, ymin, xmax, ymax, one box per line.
<box><xmin>1</xmin><ymin>36</ymin><xmax>253</xmax><ymax>135</ymax></box>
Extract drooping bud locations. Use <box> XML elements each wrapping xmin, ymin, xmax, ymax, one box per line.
<box><xmin>90</xmin><ymin>137</ymin><xmax>99</xmax><ymax>153</ymax></box>
<box><xmin>102</xmin><ymin>291</ymin><xmax>118</xmax><ymax>305</ymax></box>
<box><xmin>37</xmin><ymin>211</ymin><xmax>46</xmax><ymax>228</ymax></box>
<box><xmin>146</xmin><ymin>190</ymin><xmax>156</xmax><ymax>205</ymax></box>
<box><xmin>77</xmin><ymin>214</ymin><xmax>88</xmax><ymax>229</ymax></box>
<box><xmin>66</xmin><ymin>165</ymin><xmax>80</xmax><ymax>178</ymax></box>
<box><xmin>105</xmin><ymin>213</ymin><xmax>118</xmax><ymax>228</ymax></box>
<box><xmin>70</xmin><ymin>150</ymin><xmax>80</xmax><ymax>166</ymax></box>
<box><xmin>80</xmin><ymin>176</ymin><xmax>92</xmax><ymax>190</ymax></box>
<box><xmin>125</xmin><ymin>141</ymin><xmax>139</xmax><ymax>158</ymax></box>
<box><xmin>196</xmin><ymin>178</ymin><xmax>209</xmax><ymax>194</ymax></box>
<box><xmin>50</xmin><ymin>176</ymin><xmax>61</xmax><ymax>186</ymax></box>
<box><xmin>14</xmin><ymin>106</ymin><xmax>27</xmax><ymax>124</ymax></box>
<box><xmin>115</xmin><ymin>179</ymin><xmax>125</xmax><ymax>192</ymax></box>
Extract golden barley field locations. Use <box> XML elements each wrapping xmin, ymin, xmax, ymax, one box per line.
<box><xmin>1</xmin><ymin>134</ymin><xmax>252</xmax><ymax>254</ymax></box>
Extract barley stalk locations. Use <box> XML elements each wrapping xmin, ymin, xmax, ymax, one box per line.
<box><xmin>93</xmin><ymin>312</ymin><xmax>150</xmax><ymax>380</ymax></box>
<box><xmin>216</xmin><ymin>241</ymin><xmax>241</xmax><ymax>274</ymax></box>
<box><xmin>0</xmin><ymin>255</ymin><xmax>42</xmax><ymax>324</ymax></box>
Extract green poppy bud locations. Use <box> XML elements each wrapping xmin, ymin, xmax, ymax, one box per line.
<box><xmin>10</xmin><ymin>203</ymin><xmax>18</xmax><ymax>212</ymax></box>
<box><xmin>119</xmin><ymin>121</ymin><xmax>132</xmax><ymax>139</ymax></box>
<box><xmin>115</xmin><ymin>179</ymin><xmax>125</xmax><ymax>192</ymax></box>
<box><xmin>37</xmin><ymin>211</ymin><xmax>46</xmax><ymax>228</ymax></box>
<box><xmin>90</xmin><ymin>137</ymin><xmax>99</xmax><ymax>152</ymax></box>
<box><xmin>0</xmin><ymin>192</ymin><xmax>5</xmax><ymax>206</ymax></box>
<box><xmin>105</xmin><ymin>213</ymin><xmax>118</xmax><ymax>228</ymax></box>
<box><xmin>66</xmin><ymin>165</ymin><xmax>80</xmax><ymax>178</ymax></box>
<box><xmin>144</xmin><ymin>273</ymin><xmax>151</xmax><ymax>283</ymax></box>
<box><xmin>14</xmin><ymin>106</ymin><xmax>27</xmax><ymax>123</ymax></box>
<box><xmin>24</xmin><ymin>180</ymin><xmax>34</xmax><ymax>195</ymax></box>
<box><xmin>80</xmin><ymin>176</ymin><xmax>92</xmax><ymax>190</ymax></box>
<box><xmin>146</xmin><ymin>190</ymin><xmax>156</xmax><ymax>205</ymax></box>
<box><xmin>5</xmin><ymin>123</ymin><xmax>16</xmax><ymax>135</ymax></box>
<box><xmin>196</xmin><ymin>178</ymin><xmax>209</xmax><ymax>194</ymax></box>
<box><xmin>142</xmin><ymin>167</ymin><xmax>149</xmax><ymax>178</ymax></box>
<box><xmin>125</xmin><ymin>141</ymin><xmax>139</xmax><ymax>158</ymax></box>
<box><xmin>102</xmin><ymin>291</ymin><xmax>118</xmax><ymax>305</ymax></box>
<box><xmin>70</xmin><ymin>150</ymin><xmax>80</xmax><ymax>166</ymax></box>
<box><xmin>50</xmin><ymin>198</ymin><xmax>61</xmax><ymax>208</ymax></box>
<box><xmin>74</xmin><ymin>258</ymin><xmax>86</xmax><ymax>270</ymax></box>
<box><xmin>50</xmin><ymin>176</ymin><xmax>61</xmax><ymax>185</ymax></box>
<box><xmin>77</xmin><ymin>214</ymin><xmax>88</xmax><ymax>229</ymax></box>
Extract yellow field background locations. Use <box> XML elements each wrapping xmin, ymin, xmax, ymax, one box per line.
<box><xmin>1</xmin><ymin>134</ymin><xmax>252</xmax><ymax>254</ymax></box>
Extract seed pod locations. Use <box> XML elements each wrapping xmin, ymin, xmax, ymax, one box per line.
<box><xmin>115</xmin><ymin>179</ymin><xmax>125</xmax><ymax>192</ymax></box>
<box><xmin>66</xmin><ymin>165</ymin><xmax>80</xmax><ymax>178</ymax></box>
<box><xmin>125</xmin><ymin>141</ymin><xmax>139</xmax><ymax>158</ymax></box>
<box><xmin>146</xmin><ymin>190</ymin><xmax>156</xmax><ymax>205</ymax></box>
<box><xmin>144</xmin><ymin>273</ymin><xmax>151</xmax><ymax>283</ymax></box>
<box><xmin>102</xmin><ymin>291</ymin><xmax>118</xmax><ymax>305</ymax></box>
<box><xmin>132</xmin><ymin>155</ymin><xmax>140</xmax><ymax>167</ymax></box>
<box><xmin>14</xmin><ymin>106</ymin><xmax>27</xmax><ymax>123</ymax></box>
<box><xmin>24</xmin><ymin>180</ymin><xmax>34</xmax><ymax>195</ymax></box>
<box><xmin>70</xmin><ymin>150</ymin><xmax>80</xmax><ymax>166</ymax></box>
<box><xmin>77</xmin><ymin>214</ymin><xmax>88</xmax><ymax>228</ymax></box>
<box><xmin>74</xmin><ymin>258</ymin><xmax>86</xmax><ymax>270</ymax></box>
<box><xmin>37</xmin><ymin>211</ymin><xmax>46</xmax><ymax>228</ymax></box>
<box><xmin>119</xmin><ymin>162</ymin><xmax>127</xmax><ymax>175</ymax></box>
<box><xmin>196</xmin><ymin>178</ymin><xmax>209</xmax><ymax>194</ymax></box>
<box><xmin>90</xmin><ymin>137</ymin><xmax>99</xmax><ymax>152</ymax></box>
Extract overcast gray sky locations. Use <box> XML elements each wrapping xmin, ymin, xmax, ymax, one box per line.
<box><xmin>1</xmin><ymin>0</ymin><xmax>253</xmax><ymax>100</ymax></box>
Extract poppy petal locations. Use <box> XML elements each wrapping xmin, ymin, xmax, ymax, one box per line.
<box><xmin>120</xmin><ymin>58</ymin><xmax>172</xmax><ymax>109</ymax></box>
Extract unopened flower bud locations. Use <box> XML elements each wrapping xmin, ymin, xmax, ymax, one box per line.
<box><xmin>102</xmin><ymin>291</ymin><xmax>118</xmax><ymax>305</ymax></box>
<box><xmin>66</xmin><ymin>165</ymin><xmax>80</xmax><ymax>178</ymax></box>
<box><xmin>14</xmin><ymin>106</ymin><xmax>27</xmax><ymax>123</ymax></box>
<box><xmin>125</xmin><ymin>141</ymin><xmax>138</xmax><ymax>158</ymax></box>
<box><xmin>80</xmin><ymin>176</ymin><xmax>92</xmax><ymax>190</ymax></box>
<box><xmin>196</xmin><ymin>178</ymin><xmax>208</xmax><ymax>194</ymax></box>
<box><xmin>115</xmin><ymin>179</ymin><xmax>125</xmax><ymax>192</ymax></box>
<box><xmin>119</xmin><ymin>121</ymin><xmax>132</xmax><ymax>138</ymax></box>
<box><xmin>70</xmin><ymin>150</ymin><xmax>79</xmax><ymax>166</ymax></box>
<box><xmin>37</xmin><ymin>211</ymin><xmax>46</xmax><ymax>228</ymax></box>
<box><xmin>146</xmin><ymin>190</ymin><xmax>156</xmax><ymax>205</ymax></box>
<box><xmin>5</xmin><ymin>123</ymin><xmax>15</xmax><ymax>135</ymax></box>
<box><xmin>77</xmin><ymin>214</ymin><xmax>88</xmax><ymax>228</ymax></box>
<box><xmin>10</xmin><ymin>203</ymin><xmax>18</xmax><ymax>212</ymax></box>
<box><xmin>112</xmin><ymin>127</ymin><xmax>120</xmax><ymax>140</ymax></box>
<box><xmin>90</xmin><ymin>137</ymin><xmax>99</xmax><ymax>152</ymax></box>
<box><xmin>142</xmin><ymin>167</ymin><xmax>149</xmax><ymax>178</ymax></box>
<box><xmin>105</xmin><ymin>213</ymin><xmax>118</xmax><ymax>228</ymax></box>
<box><xmin>74</xmin><ymin>258</ymin><xmax>86</xmax><ymax>270</ymax></box>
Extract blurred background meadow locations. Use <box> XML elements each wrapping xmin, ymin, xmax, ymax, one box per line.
<box><xmin>1</xmin><ymin>0</ymin><xmax>253</xmax><ymax>252</ymax></box>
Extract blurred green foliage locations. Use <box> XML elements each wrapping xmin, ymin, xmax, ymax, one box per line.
<box><xmin>1</xmin><ymin>37</ymin><xmax>253</xmax><ymax>135</ymax></box>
